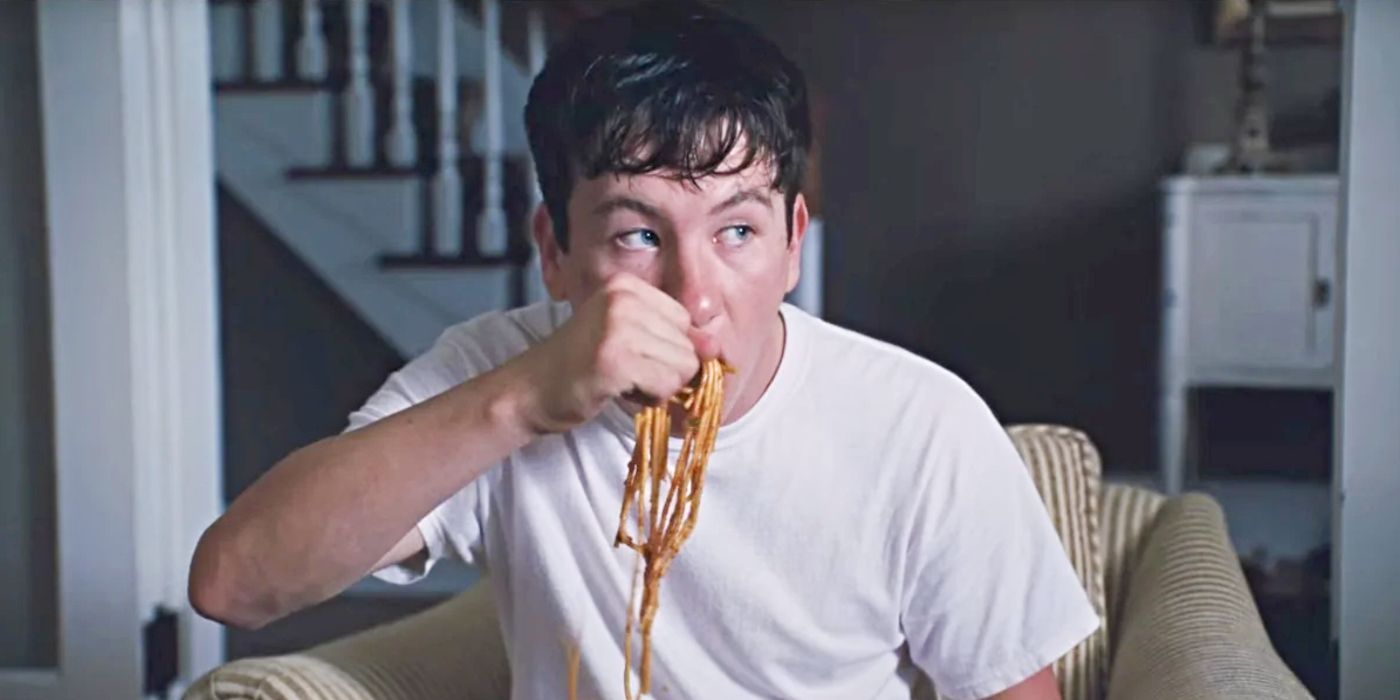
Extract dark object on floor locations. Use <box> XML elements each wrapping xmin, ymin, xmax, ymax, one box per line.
<box><xmin>1241</xmin><ymin>544</ymin><xmax>1337</xmax><ymax>699</ymax></box>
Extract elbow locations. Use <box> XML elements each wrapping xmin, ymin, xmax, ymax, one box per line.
<box><xmin>188</xmin><ymin>526</ymin><xmax>275</xmax><ymax>630</ymax></box>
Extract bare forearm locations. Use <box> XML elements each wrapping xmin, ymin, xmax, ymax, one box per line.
<box><xmin>190</xmin><ymin>361</ymin><xmax>537</xmax><ymax>628</ymax></box>
<box><xmin>191</xmin><ymin>275</ymin><xmax>701</xmax><ymax>629</ymax></box>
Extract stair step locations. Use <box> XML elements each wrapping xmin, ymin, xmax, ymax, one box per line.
<box><xmin>287</xmin><ymin>164</ymin><xmax>420</xmax><ymax>180</ymax></box>
<box><xmin>379</xmin><ymin>248</ymin><xmax>531</xmax><ymax>270</ymax></box>
<box><xmin>287</xmin><ymin>155</ymin><xmax>530</xmax><ymax>180</ymax></box>
<box><xmin>215</xmin><ymin>79</ymin><xmax>329</xmax><ymax>94</ymax></box>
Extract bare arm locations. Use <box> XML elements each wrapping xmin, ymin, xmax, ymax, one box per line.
<box><xmin>188</xmin><ymin>363</ymin><xmax>538</xmax><ymax>629</ymax></box>
<box><xmin>189</xmin><ymin>275</ymin><xmax>699</xmax><ymax>629</ymax></box>
<box><xmin>371</xmin><ymin>524</ymin><xmax>427</xmax><ymax>573</ymax></box>
<box><xmin>986</xmin><ymin>667</ymin><xmax>1060</xmax><ymax>700</ymax></box>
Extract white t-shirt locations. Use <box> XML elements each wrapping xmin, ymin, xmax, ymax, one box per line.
<box><xmin>353</xmin><ymin>301</ymin><xmax>1099</xmax><ymax>700</ymax></box>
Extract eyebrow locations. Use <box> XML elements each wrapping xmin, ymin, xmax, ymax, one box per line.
<box><xmin>591</xmin><ymin>188</ymin><xmax>775</xmax><ymax>221</ymax></box>
<box><xmin>593</xmin><ymin>197</ymin><xmax>663</xmax><ymax>220</ymax></box>
<box><xmin>708</xmin><ymin>188</ymin><xmax>774</xmax><ymax>216</ymax></box>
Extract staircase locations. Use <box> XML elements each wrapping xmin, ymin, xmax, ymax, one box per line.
<box><xmin>210</xmin><ymin>0</ymin><xmax>823</xmax><ymax>359</ymax></box>
<box><xmin>210</xmin><ymin>0</ymin><xmax>551</xmax><ymax>357</ymax></box>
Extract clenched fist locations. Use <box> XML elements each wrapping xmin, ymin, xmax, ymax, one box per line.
<box><xmin>509</xmin><ymin>274</ymin><xmax>703</xmax><ymax>435</ymax></box>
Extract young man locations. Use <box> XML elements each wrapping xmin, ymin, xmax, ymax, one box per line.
<box><xmin>190</xmin><ymin>3</ymin><xmax>1098</xmax><ymax>698</ymax></box>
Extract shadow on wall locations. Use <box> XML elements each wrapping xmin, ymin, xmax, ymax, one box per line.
<box><xmin>218</xmin><ymin>185</ymin><xmax>404</xmax><ymax>500</ymax></box>
<box><xmin>727</xmin><ymin>0</ymin><xmax>1340</xmax><ymax>470</ymax></box>
<box><xmin>863</xmin><ymin>196</ymin><xmax>1162</xmax><ymax>469</ymax></box>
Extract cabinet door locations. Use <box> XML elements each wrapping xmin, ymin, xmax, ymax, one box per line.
<box><xmin>1188</xmin><ymin>196</ymin><xmax>1336</xmax><ymax>375</ymax></box>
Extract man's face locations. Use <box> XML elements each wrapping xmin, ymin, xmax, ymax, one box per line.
<box><xmin>535</xmin><ymin>155</ymin><xmax>809</xmax><ymax>412</ymax></box>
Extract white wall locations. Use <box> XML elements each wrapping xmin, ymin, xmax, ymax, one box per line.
<box><xmin>0</xmin><ymin>0</ymin><xmax>56</xmax><ymax>669</ymax></box>
<box><xmin>1335</xmin><ymin>0</ymin><xmax>1400</xmax><ymax>695</ymax></box>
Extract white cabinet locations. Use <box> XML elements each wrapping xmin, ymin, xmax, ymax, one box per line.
<box><xmin>1159</xmin><ymin>175</ymin><xmax>1339</xmax><ymax>493</ymax></box>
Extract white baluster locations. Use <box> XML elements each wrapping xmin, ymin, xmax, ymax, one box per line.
<box><xmin>433</xmin><ymin>0</ymin><xmax>463</xmax><ymax>256</ymax></box>
<box><xmin>209</xmin><ymin>1</ymin><xmax>245</xmax><ymax>83</ymax></box>
<box><xmin>295</xmin><ymin>0</ymin><xmax>327</xmax><ymax>82</ymax></box>
<box><xmin>252</xmin><ymin>0</ymin><xmax>283</xmax><ymax>83</ymax></box>
<box><xmin>386</xmin><ymin>0</ymin><xmax>417</xmax><ymax>168</ymax></box>
<box><xmin>477</xmin><ymin>0</ymin><xmax>508</xmax><ymax>257</ymax></box>
<box><xmin>343</xmin><ymin>0</ymin><xmax>375</xmax><ymax>167</ymax></box>
<box><xmin>524</xmin><ymin>4</ymin><xmax>549</xmax><ymax>304</ymax></box>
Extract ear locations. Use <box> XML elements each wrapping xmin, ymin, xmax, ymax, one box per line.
<box><xmin>784</xmin><ymin>193</ymin><xmax>811</xmax><ymax>294</ymax></box>
<box><xmin>531</xmin><ymin>204</ymin><xmax>569</xmax><ymax>301</ymax></box>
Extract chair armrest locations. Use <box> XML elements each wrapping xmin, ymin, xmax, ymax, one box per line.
<box><xmin>1106</xmin><ymin>494</ymin><xmax>1313</xmax><ymax>700</ymax></box>
<box><xmin>184</xmin><ymin>580</ymin><xmax>509</xmax><ymax>700</ymax></box>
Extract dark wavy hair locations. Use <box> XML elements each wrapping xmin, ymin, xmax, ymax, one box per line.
<box><xmin>524</xmin><ymin>1</ymin><xmax>811</xmax><ymax>250</ymax></box>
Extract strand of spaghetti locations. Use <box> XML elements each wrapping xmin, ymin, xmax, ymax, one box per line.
<box><xmin>565</xmin><ymin>639</ymin><xmax>581</xmax><ymax>700</ymax></box>
<box><xmin>676</xmin><ymin>364</ymin><xmax>720</xmax><ymax>545</ymax></box>
<box><xmin>639</xmin><ymin>408</ymin><xmax>665</xmax><ymax>696</ymax></box>
<box><xmin>639</xmin><ymin>360</ymin><xmax>717</xmax><ymax>688</ymax></box>
<box><xmin>614</xmin><ymin>410</ymin><xmax>647</xmax><ymax>550</ymax></box>
<box><xmin>657</xmin><ymin>407</ymin><xmax>697</xmax><ymax>541</ymax></box>
<box><xmin>615</xmin><ymin>357</ymin><xmax>729</xmax><ymax>697</ymax></box>
<box><xmin>647</xmin><ymin>405</ymin><xmax>667</xmax><ymax>545</ymax></box>
<box><xmin>622</xmin><ymin>506</ymin><xmax>644</xmax><ymax>700</ymax></box>
<box><xmin>659</xmin><ymin>364</ymin><xmax>709</xmax><ymax>568</ymax></box>
<box><xmin>662</xmin><ymin>371</ymin><xmax>708</xmax><ymax>569</ymax></box>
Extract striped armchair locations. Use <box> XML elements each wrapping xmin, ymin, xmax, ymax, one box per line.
<box><xmin>186</xmin><ymin>425</ymin><xmax>1312</xmax><ymax>700</ymax></box>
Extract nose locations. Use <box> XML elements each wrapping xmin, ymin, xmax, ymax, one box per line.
<box><xmin>663</xmin><ymin>245</ymin><xmax>721</xmax><ymax>336</ymax></box>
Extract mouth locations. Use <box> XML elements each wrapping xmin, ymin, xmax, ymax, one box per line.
<box><xmin>620</xmin><ymin>359</ymin><xmax>735</xmax><ymax>411</ymax></box>
<box><xmin>689</xmin><ymin>332</ymin><xmax>724</xmax><ymax>362</ymax></box>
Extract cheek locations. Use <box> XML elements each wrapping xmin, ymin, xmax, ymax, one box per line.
<box><xmin>736</xmin><ymin>241</ymin><xmax>795</xmax><ymax>294</ymax></box>
<box><xmin>721</xmin><ymin>249</ymin><xmax>793</xmax><ymax>317</ymax></box>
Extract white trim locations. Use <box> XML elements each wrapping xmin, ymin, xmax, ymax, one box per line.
<box><xmin>1335</xmin><ymin>0</ymin><xmax>1400</xmax><ymax>694</ymax></box>
<box><xmin>0</xmin><ymin>1</ymin><xmax>223</xmax><ymax>696</ymax></box>
<box><xmin>125</xmin><ymin>0</ymin><xmax>226</xmax><ymax>684</ymax></box>
<box><xmin>165</xmin><ymin>0</ymin><xmax>227</xmax><ymax>686</ymax></box>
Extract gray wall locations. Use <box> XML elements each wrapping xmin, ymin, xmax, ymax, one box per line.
<box><xmin>0</xmin><ymin>0</ymin><xmax>57</xmax><ymax>668</ymax></box>
<box><xmin>731</xmin><ymin>0</ymin><xmax>1340</xmax><ymax>469</ymax></box>
<box><xmin>217</xmin><ymin>186</ymin><xmax>402</xmax><ymax>501</ymax></box>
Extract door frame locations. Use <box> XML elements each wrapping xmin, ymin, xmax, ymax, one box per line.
<box><xmin>1</xmin><ymin>0</ymin><xmax>223</xmax><ymax>696</ymax></box>
<box><xmin>1335</xmin><ymin>0</ymin><xmax>1400</xmax><ymax>695</ymax></box>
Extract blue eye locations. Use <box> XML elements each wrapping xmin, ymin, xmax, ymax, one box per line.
<box><xmin>718</xmin><ymin>225</ymin><xmax>754</xmax><ymax>247</ymax></box>
<box><xmin>616</xmin><ymin>229</ymin><xmax>660</xmax><ymax>250</ymax></box>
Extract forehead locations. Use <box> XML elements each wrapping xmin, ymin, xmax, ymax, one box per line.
<box><xmin>574</xmin><ymin>125</ymin><xmax>781</xmax><ymax>204</ymax></box>
<box><xmin>573</xmin><ymin>158</ymin><xmax>781</xmax><ymax>212</ymax></box>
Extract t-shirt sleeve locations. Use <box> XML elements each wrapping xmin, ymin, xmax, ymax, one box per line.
<box><xmin>900</xmin><ymin>385</ymin><xmax>1101</xmax><ymax>700</ymax></box>
<box><xmin>343</xmin><ymin>328</ymin><xmax>496</xmax><ymax>585</ymax></box>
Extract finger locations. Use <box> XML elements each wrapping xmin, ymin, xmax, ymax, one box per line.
<box><xmin>622</xmin><ymin>302</ymin><xmax>693</xmax><ymax>353</ymax></box>
<box><xmin>620</xmin><ymin>275</ymin><xmax>691</xmax><ymax>330</ymax></box>
<box><xmin>628</xmin><ymin>360</ymin><xmax>689</xmax><ymax>405</ymax></box>
<box><xmin>631</xmin><ymin>316</ymin><xmax>695</xmax><ymax>362</ymax></box>
<box><xmin>622</xmin><ymin>388</ymin><xmax>661</xmax><ymax>407</ymax></box>
<box><xmin>636</xmin><ymin>338</ymin><xmax>701</xmax><ymax>388</ymax></box>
